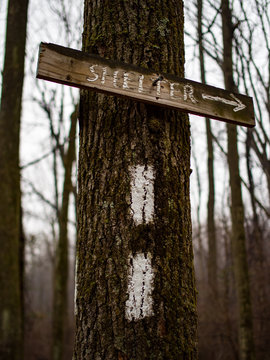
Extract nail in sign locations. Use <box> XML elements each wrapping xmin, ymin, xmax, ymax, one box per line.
<box><xmin>37</xmin><ymin>42</ymin><xmax>255</xmax><ymax>127</ymax></box>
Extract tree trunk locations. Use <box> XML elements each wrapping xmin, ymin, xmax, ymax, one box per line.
<box><xmin>223</xmin><ymin>220</ymin><xmax>239</xmax><ymax>360</ymax></box>
<box><xmin>246</xmin><ymin>129</ymin><xmax>268</xmax><ymax>357</ymax></box>
<box><xmin>52</xmin><ymin>108</ymin><xmax>77</xmax><ymax>360</ymax></box>
<box><xmin>197</xmin><ymin>0</ymin><xmax>217</xmax><ymax>292</ymax></box>
<box><xmin>197</xmin><ymin>0</ymin><xmax>218</xmax><ymax>357</ymax></box>
<box><xmin>221</xmin><ymin>1</ymin><xmax>255</xmax><ymax>359</ymax></box>
<box><xmin>0</xmin><ymin>0</ymin><xmax>29</xmax><ymax>358</ymax></box>
<box><xmin>73</xmin><ymin>1</ymin><xmax>198</xmax><ymax>359</ymax></box>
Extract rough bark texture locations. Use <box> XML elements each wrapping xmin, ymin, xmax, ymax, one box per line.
<box><xmin>0</xmin><ymin>0</ymin><xmax>29</xmax><ymax>358</ymax></box>
<box><xmin>73</xmin><ymin>1</ymin><xmax>198</xmax><ymax>359</ymax></box>
<box><xmin>221</xmin><ymin>1</ymin><xmax>255</xmax><ymax>359</ymax></box>
<box><xmin>52</xmin><ymin>108</ymin><xmax>77</xmax><ymax>360</ymax></box>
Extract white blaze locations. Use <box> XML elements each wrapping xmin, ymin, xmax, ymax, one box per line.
<box><xmin>130</xmin><ymin>165</ymin><xmax>155</xmax><ymax>224</ymax></box>
<box><xmin>125</xmin><ymin>252</ymin><xmax>154</xmax><ymax>321</ymax></box>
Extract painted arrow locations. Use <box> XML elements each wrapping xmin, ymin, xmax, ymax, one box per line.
<box><xmin>36</xmin><ymin>43</ymin><xmax>255</xmax><ymax>126</ymax></box>
<box><xmin>201</xmin><ymin>93</ymin><xmax>246</xmax><ymax>112</ymax></box>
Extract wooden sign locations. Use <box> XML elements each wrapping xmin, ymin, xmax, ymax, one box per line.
<box><xmin>37</xmin><ymin>43</ymin><xmax>255</xmax><ymax>127</ymax></box>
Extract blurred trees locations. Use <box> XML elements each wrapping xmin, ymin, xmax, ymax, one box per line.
<box><xmin>221</xmin><ymin>0</ymin><xmax>255</xmax><ymax>358</ymax></box>
<box><xmin>197</xmin><ymin>0</ymin><xmax>218</xmax><ymax>357</ymax></box>
<box><xmin>52</xmin><ymin>106</ymin><xmax>77</xmax><ymax>360</ymax></box>
<box><xmin>186</xmin><ymin>0</ymin><xmax>270</xmax><ymax>358</ymax></box>
<box><xmin>0</xmin><ymin>0</ymin><xmax>269</xmax><ymax>358</ymax></box>
<box><xmin>0</xmin><ymin>0</ymin><xmax>29</xmax><ymax>358</ymax></box>
<box><xmin>197</xmin><ymin>0</ymin><xmax>217</xmax><ymax>298</ymax></box>
<box><xmin>19</xmin><ymin>1</ymin><xmax>82</xmax><ymax>359</ymax></box>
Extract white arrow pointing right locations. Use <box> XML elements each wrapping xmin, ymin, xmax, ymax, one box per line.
<box><xmin>202</xmin><ymin>93</ymin><xmax>246</xmax><ymax>112</ymax></box>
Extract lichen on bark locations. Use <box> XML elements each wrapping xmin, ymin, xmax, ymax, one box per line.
<box><xmin>74</xmin><ymin>1</ymin><xmax>198</xmax><ymax>359</ymax></box>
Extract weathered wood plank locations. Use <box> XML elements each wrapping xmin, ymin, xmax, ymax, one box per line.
<box><xmin>36</xmin><ymin>42</ymin><xmax>255</xmax><ymax>127</ymax></box>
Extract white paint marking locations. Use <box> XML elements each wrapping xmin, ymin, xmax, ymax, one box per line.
<box><xmin>138</xmin><ymin>75</ymin><xmax>144</xmax><ymax>93</ymax></box>
<box><xmin>151</xmin><ymin>76</ymin><xmax>164</xmax><ymax>97</ymax></box>
<box><xmin>170</xmin><ymin>82</ymin><xmax>181</xmax><ymax>99</ymax></box>
<box><xmin>113</xmin><ymin>71</ymin><xmax>119</xmax><ymax>87</ymax></box>
<box><xmin>202</xmin><ymin>92</ymin><xmax>246</xmax><ymax>112</ymax></box>
<box><xmin>87</xmin><ymin>65</ymin><xmax>99</xmax><ymax>82</ymax></box>
<box><xmin>183</xmin><ymin>84</ymin><xmax>198</xmax><ymax>103</ymax></box>
<box><xmin>125</xmin><ymin>252</ymin><xmax>154</xmax><ymax>321</ymax></box>
<box><xmin>101</xmin><ymin>67</ymin><xmax>107</xmax><ymax>84</ymax></box>
<box><xmin>123</xmin><ymin>72</ymin><xmax>130</xmax><ymax>89</ymax></box>
<box><xmin>130</xmin><ymin>165</ymin><xmax>155</xmax><ymax>225</ymax></box>
<box><xmin>156</xmin><ymin>80</ymin><xmax>161</xmax><ymax>96</ymax></box>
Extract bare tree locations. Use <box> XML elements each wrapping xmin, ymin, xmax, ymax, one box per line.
<box><xmin>52</xmin><ymin>106</ymin><xmax>77</xmax><ymax>360</ymax></box>
<box><xmin>221</xmin><ymin>0</ymin><xmax>255</xmax><ymax>358</ymax></box>
<box><xmin>0</xmin><ymin>0</ymin><xmax>29</xmax><ymax>358</ymax></box>
<box><xmin>197</xmin><ymin>0</ymin><xmax>218</xmax><ymax>294</ymax></box>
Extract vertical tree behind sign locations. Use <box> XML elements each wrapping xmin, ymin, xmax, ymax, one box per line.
<box><xmin>221</xmin><ymin>0</ymin><xmax>255</xmax><ymax>359</ymax></box>
<box><xmin>197</xmin><ymin>0</ymin><xmax>217</xmax><ymax>291</ymax></box>
<box><xmin>74</xmin><ymin>1</ymin><xmax>198</xmax><ymax>359</ymax></box>
<box><xmin>0</xmin><ymin>0</ymin><xmax>29</xmax><ymax>359</ymax></box>
<box><xmin>52</xmin><ymin>107</ymin><xmax>77</xmax><ymax>360</ymax></box>
<box><xmin>197</xmin><ymin>0</ymin><xmax>218</xmax><ymax>357</ymax></box>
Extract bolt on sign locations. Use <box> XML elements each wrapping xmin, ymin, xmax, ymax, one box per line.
<box><xmin>36</xmin><ymin>42</ymin><xmax>255</xmax><ymax>127</ymax></box>
<box><xmin>36</xmin><ymin>42</ymin><xmax>255</xmax><ymax>325</ymax></box>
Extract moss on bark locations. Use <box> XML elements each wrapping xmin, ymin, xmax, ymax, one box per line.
<box><xmin>74</xmin><ymin>1</ymin><xmax>198</xmax><ymax>359</ymax></box>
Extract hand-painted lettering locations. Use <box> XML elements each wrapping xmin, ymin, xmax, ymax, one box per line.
<box><xmin>86</xmin><ymin>65</ymin><xmax>99</xmax><ymax>82</ymax></box>
<box><xmin>113</xmin><ymin>71</ymin><xmax>119</xmax><ymax>88</ymax></box>
<box><xmin>123</xmin><ymin>72</ymin><xmax>130</xmax><ymax>89</ymax></box>
<box><xmin>138</xmin><ymin>75</ymin><xmax>144</xmax><ymax>93</ymax></box>
<box><xmin>183</xmin><ymin>84</ymin><xmax>198</xmax><ymax>103</ymax></box>
<box><xmin>101</xmin><ymin>67</ymin><xmax>107</xmax><ymax>85</ymax></box>
<box><xmin>169</xmin><ymin>82</ymin><xmax>181</xmax><ymax>99</ymax></box>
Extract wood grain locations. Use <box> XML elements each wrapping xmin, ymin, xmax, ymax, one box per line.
<box><xmin>37</xmin><ymin>42</ymin><xmax>255</xmax><ymax>127</ymax></box>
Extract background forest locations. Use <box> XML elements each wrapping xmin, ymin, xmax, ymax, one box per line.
<box><xmin>0</xmin><ymin>0</ymin><xmax>269</xmax><ymax>359</ymax></box>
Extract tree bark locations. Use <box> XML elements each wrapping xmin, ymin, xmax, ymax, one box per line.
<box><xmin>52</xmin><ymin>107</ymin><xmax>77</xmax><ymax>360</ymax></box>
<box><xmin>73</xmin><ymin>1</ymin><xmax>198</xmax><ymax>359</ymax></box>
<box><xmin>0</xmin><ymin>0</ymin><xmax>29</xmax><ymax>358</ymax></box>
<box><xmin>221</xmin><ymin>1</ymin><xmax>255</xmax><ymax>359</ymax></box>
